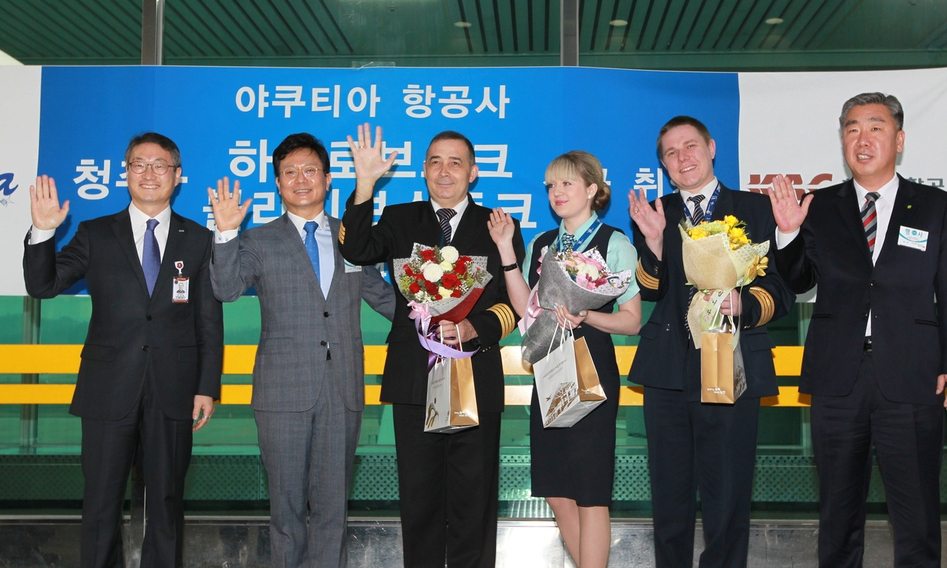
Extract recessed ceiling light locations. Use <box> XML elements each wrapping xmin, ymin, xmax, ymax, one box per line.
<box><xmin>454</xmin><ymin>20</ymin><xmax>472</xmax><ymax>28</ymax></box>
<box><xmin>609</xmin><ymin>19</ymin><xmax>628</xmax><ymax>27</ymax></box>
<box><xmin>765</xmin><ymin>17</ymin><xmax>784</xmax><ymax>25</ymax></box>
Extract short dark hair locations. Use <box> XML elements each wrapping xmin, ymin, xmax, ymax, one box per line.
<box><xmin>125</xmin><ymin>132</ymin><xmax>181</xmax><ymax>168</ymax></box>
<box><xmin>839</xmin><ymin>92</ymin><xmax>904</xmax><ymax>130</ymax></box>
<box><xmin>427</xmin><ymin>130</ymin><xmax>475</xmax><ymax>163</ymax></box>
<box><xmin>272</xmin><ymin>133</ymin><xmax>330</xmax><ymax>178</ymax></box>
<box><xmin>656</xmin><ymin>115</ymin><xmax>713</xmax><ymax>157</ymax></box>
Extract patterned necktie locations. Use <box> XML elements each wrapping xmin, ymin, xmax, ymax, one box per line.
<box><xmin>142</xmin><ymin>218</ymin><xmax>160</xmax><ymax>296</ymax></box>
<box><xmin>304</xmin><ymin>221</ymin><xmax>321</xmax><ymax>282</ymax></box>
<box><xmin>561</xmin><ymin>233</ymin><xmax>576</xmax><ymax>252</ymax></box>
<box><xmin>688</xmin><ymin>194</ymin><xmax>707</xmax><ymax>224</ymax></box>
<box><xmin>861</xmin><ymin>192</ymin><xmax>880</xmax><ymax>253</ymax></box>
<box><xmin>436</xmin><ymin>208</ymin><xmax>456</xmax><ymax>244</ymax></box>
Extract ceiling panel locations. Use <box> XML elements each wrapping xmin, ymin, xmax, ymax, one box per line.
<box><xmin>1</xmin><ymin>0</ymin><xmax>946</xmax><ymax>69</ymax></box>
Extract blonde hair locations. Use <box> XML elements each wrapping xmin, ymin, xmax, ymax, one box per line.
<box><xmin>545</xmin><ymin>150</ymin><xmax>611</xmax><ymax>211</ymax></box>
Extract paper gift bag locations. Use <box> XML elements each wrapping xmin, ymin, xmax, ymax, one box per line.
<box><xmin>424</xmin><ymin>355</ymin><xmax>479</xmax><ymax>433</ymax></box>
<box><xmin>699</xmin><ymin>331</ymin><xmax>747</xmax><ymax>404</ymax></box>
<box><xmin>533</xmin><ymin>327</ymin><xmax>606</xmax><ymax>428</ymax></box>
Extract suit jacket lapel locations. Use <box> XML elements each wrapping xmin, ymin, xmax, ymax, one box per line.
<box><xmin>448</xmin><ymin>196</ymin><xmax>478</xmax><ymax>252</ymax></box>
<box><xmin>154</xmin><ymin>214</ymin><xmax>188</xmax><ymax>303</ymax></box>
<box><xmin>876</xmin><ymin>175</ymin><xmax>915</xmax><ymax>266</ymax></box>
<box><xmin>835</xmin><ymin>181</ymin><xmax>874</xmax><ymax>265</ymax></box>
<box><xmin>111</xmin><ymin>210</ymin><xmax>150</xmax><ymax>296</ymax></box>
<box><xmin>278</xmin><ymin>214</ymin><xmax>325</xmax><ymax>299</ymax></box>
<box><xmin>326</xmin><ymin>216</ymin><xmax>344</xmax><ymax>297</ymax></box>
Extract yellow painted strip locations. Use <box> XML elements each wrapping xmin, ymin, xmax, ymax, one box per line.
<box><xmin>0</xmin><ymin>383</ymin><xmax>813</xmax><ymax>407</ymax></box>
<box><xmin>0</xmin><ymin>344</ymin><xmax>809</xmax><ymax>406</ymax></box>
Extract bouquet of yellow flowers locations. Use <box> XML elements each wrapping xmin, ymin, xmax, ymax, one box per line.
<box><xmin>679</xmin><ymin>215</ymin><xmax>770</xmax><ymax>403</ymax></box>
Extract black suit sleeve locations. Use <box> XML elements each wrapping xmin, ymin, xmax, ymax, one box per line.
<box><xmin>339</xmin><ymin>196</ymin><xmax>392</xmax><ymax>265</ymax></box>
<box><xmin>632</xmin><ymin>197</ymin><xmax>670</xmax><ymax>303</ymax></box>
<box><xmin>193</xmin><ymin>232</ymin><xmax>224</xmax><ymax>399</ymax></box>
<box><xmin>23</xmin><ymin>224</ymin><xmax>90</xmax><ymax>298</ymax></box>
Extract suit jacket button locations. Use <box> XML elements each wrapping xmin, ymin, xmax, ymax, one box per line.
<box><xmin>320</xmin><ymin>340</ymin><xmax>327</xmax><ymax>346</ymax></box>
<box><xmin>146</xmin><ymin>315</ymin><xmax>152</xmax><ymax>321</ymax></box>
<box><xmin>323</xmin><ymin>311</ymin><xmax>330</xmax><ymax>317</ymax></box>
<box><xmin>141</xmin><ymin>345</ymin><xmax>149</xmax><ymax>351</ymax></box>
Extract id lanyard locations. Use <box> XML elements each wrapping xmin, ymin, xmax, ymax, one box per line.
<box><xmin>683</xmin><ymin>184</ymin><xmax>721</xmax><ymax>224</ymax></box>
<box><xmin>554</xmin><ymin>217</ymin><xmax>602</xmax><ymax>252</ymax></box>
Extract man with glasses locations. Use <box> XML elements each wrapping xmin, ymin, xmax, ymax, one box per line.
<box><xmin>208</xmin><ymin>132</ymin><xmax>394</xmax><ymax>567</ymax></box>
<box><xmin>23</xmin><ymin>132</ymin><xmax>223</xmax><ymax>568</ymax></box>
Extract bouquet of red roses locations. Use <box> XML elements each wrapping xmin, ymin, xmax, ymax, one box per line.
<box><xmin>394</xmin><ymin>244</ymin><xmax>492</xmax><ymax>349</ymax></box>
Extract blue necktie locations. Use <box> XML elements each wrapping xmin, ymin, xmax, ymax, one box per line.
<box><xmin>688</xmin><ymin>194</ymin><xmax>706</xmax><ymax>224</ymax></box>
<box><xmin>304</xmin><ymin>221</ymin><xmax>321</xmax><ymax>282</ymax></box>
<box><xmin>142</xmin><ymin>218</ymin><xmax>160</xmax><ymax>296</ymax></box>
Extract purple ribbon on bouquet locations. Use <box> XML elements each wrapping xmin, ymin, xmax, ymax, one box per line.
<box><xmin>408</xmin><ymin>301</ymin><xmax>479</xmax><ymax>369</ymax></box>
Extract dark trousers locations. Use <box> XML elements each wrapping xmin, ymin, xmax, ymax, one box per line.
<box><xmin>644</xmin><ymin>386</ymin><xmax>761</xmax><ymax>568</ymax></box>
<box><xmin>812</xmin><ymin>352</ymin><xmax>943</xmax><ymax>568</ymax></box>
<box><xmin>80</xmin><ymin>371</ymin><xmax>193</xmax><ymax>568</ymax></box>
<box><xmin>393</xmin><ymin>404</ymin><xmax>500</xmax><ymax>568</ymax></box>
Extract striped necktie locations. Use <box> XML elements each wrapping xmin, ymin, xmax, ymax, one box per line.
<box><xmin>688</xmin><ymin>194</ymin><xmax>706</xmax><ymax>224</ymax></box>
<box><xmin>436</xmin><ymin>208</ymin><xmax>456</xmax><ymax>244</ymax></box>
<box><xmin>861</xmin><ymin>192</ymin><xmax>880</xmax><ymax>253</ymax></box>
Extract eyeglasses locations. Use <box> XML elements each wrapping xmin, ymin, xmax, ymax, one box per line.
<box><xmin>128</xmin><ymin>160</ymin><xmax>176</xmax><ymax>175</ymax></box>
<box><xmin>280</xmin><ymin>165</ymin><xmax>323</xmax><ymax>180</ymax></box>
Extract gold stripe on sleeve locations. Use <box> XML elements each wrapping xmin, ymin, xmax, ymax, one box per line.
<box><xmin>338</xmin><ymin>224</ymin><xmax>346</xmax><ymax>245</ymax></box>
<box><xmin>487</xmin><ymin>304</ymin><xmax>516</xmax><ymax>338</ymax></box>
<box><xmin>636</xmin><ymin>260</ymin><xmax>660</xmax><ymax>290</ymax></box>
<box><xmin>748</xmin><ymin>286</ymin><xmax>775</xmax><ymax>327</ymax></box>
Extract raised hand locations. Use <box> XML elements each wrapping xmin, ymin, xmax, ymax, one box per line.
<box><xmin>29</xmin><ymin>175</ymin><xmax>69</xmax><ymax>230</ymax></box>
<box><xmin>208</xmin><ymin>177</ymin><xmax>252</xmax><ymax>232</ymax></box>
<box><xmin>768</xmin><ymin>174</ymin><xmax>810</xmax><ymax>234</ymax></box>
<box><xmin>487</xmin><ymin>208</ymin><xmax>516</xmax><ymax>248</ymax></box>
<box><xmin>628</xmin><ymin>188</ymin><xmax>665</xmax><ymax>241</ymax></box>
<box><xmin>347</xmin><ymin>123</ymin><xmax>399</xmax><ymax>204</ymax></box>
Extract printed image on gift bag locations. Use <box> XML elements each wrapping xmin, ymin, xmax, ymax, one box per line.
<box><xmin>700</xmin><ymin>331</ymin><xmax>747</xmax><ymax>404</ymax></box>
<box><xmin>424</xmin><ymin>355</ymin><xmax>479</xmax><ymax>433</ymax></box>
<box><xmin>533</xmin><ymin>325</ymin><xmax>606</xmax><ymax>428</ymax></box>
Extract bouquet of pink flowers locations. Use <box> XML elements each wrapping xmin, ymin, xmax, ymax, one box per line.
<box><xmin>521</xmin><ymin>246</ymin><xmax>632</xmax><ymax>364</ymax></box>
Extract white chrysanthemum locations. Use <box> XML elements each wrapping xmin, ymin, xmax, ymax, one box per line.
<box><xmin>440</xmin><ymin>246</ymin><xmax>459</xmax><ymax>263</ymax></box>
<box><xmin>439</xmin><ymin>260</ymin><xmax>453</xmax><ymax>271</ymax></box>
<box><xmin>422</xmin><ymin>262</ymin><xmax>444</xmax><ymax>282</ymax></box>
<box><xmin>577</xmin><ymin>264</ymin><xmax>600</xmax><ymax>279</ymax></box>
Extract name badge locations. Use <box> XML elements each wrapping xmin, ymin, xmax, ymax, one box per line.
<box><xmin>172</xmin><ymin>260</ymin><xmax>190</xmax><ymax>303</ymax></box>
<box><xmin>897</xmin><ymin>226</ymin><xmax>928</xmax><ymax>252</ymax></box>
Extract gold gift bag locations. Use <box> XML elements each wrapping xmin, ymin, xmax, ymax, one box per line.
<box><xmin>699</xmin><ymin>331</ymin><xmax>747</xmax><ymax>404</ymax></box>
<box><xmin>534</xmin><ymin>326</ymin><xmax>606</xmax><ymax>428</ymax></box>
<box><xmin>424</xmin><ymin>355</ymin><xmax>479</xmax><ymax>433</ymax></box>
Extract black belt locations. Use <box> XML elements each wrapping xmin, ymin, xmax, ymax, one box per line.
<box><xmin>863</xmin><ymin>336</ymin><xmax>872</xmax><ymax>352</ymax></box>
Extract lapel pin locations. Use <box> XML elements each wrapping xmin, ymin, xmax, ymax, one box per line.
<box><xmin>907</xmin><ymin>205</ymin><xmax>912</xmax><ymax>209</ymax></box>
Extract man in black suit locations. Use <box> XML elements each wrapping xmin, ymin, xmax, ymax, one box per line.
<box><xmin>769</xmin><ymin>92</ymin><xmax>946</xmax><ymax>568</ymax></box>
<box><xmin>339</xmin><ymin>124</ymin><xmax>523</xmax><ymax>568</ymax></box>
<box><xmin>23</xmin><ymin>132</ymin><xmax>223</xmax><ymax>568</ymax></box>
<box><xmin>628</xmin><ymin>116</ymin><xmax>794</xmax><ymax>568</ymax></box>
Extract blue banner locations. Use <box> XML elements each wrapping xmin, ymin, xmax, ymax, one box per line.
<box><xmin>37</xmin><ymin>66</ymin><xmax>739</xmax><ymax>292</ymax></box>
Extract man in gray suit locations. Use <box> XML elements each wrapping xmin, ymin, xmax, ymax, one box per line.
<box><xmin>208</xmin><ymin>132</ymin><xmax>394</xmax><ymax>567</ymax></box>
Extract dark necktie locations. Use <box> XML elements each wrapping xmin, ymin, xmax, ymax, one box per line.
<box><xmin>142</xmin><ymin>218</ymin><xmax>160</xmax><ymax>296</ymax></box>
<box><xmin>436</xmin><ymin>208</ymin><xmax>456</xmax><ymax>244</ymax></box>
<box><xmin>688</xmin><ymin>194</ymin><xmax>707</xmax><ymax>224</ymax></box>
<box><xmin>861</xmin><ymin>192</ymin><xmax>880</xmax><ymax>253</ymax></box>
<box><xmin>304</xmin><ymin>221</ymin><xmax>321</xmax><ymax>281</ymax></box>
<box><xmin>561</xmin><ymin>233</ymin><xmax>575</xmax><ymax>253</ymax></box>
